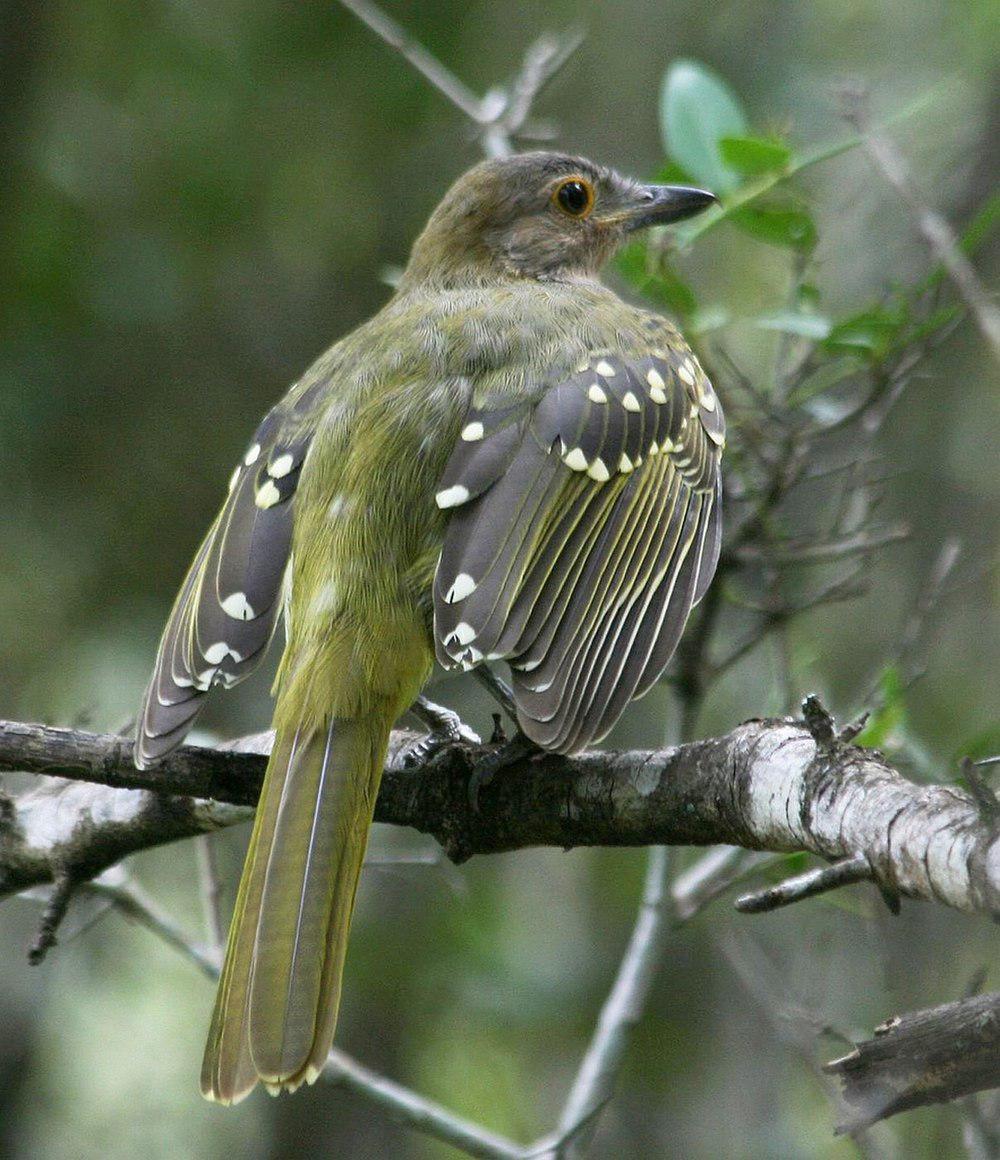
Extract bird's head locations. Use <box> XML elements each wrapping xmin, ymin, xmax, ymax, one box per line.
<box><xmin>402</xmin><ymin>151</ymin><xmax>716</xmax><ymax>287</ymax></box>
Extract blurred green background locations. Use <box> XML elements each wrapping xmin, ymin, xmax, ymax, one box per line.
<box><xmin>1</xmin><ymin>1</ymin><xmax>997</xmax><ymax>1157</ymax></box>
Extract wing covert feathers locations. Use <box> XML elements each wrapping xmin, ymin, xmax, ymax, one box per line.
<box><xmin>433</xmin><ymin>346</ymin><xmax>724</xmax><ymax>753</ymax></box>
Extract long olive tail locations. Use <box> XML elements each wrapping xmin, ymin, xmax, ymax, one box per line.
<box><xmin>200</xmin><ymin>712</ymin><xmax>390</xmax><ymax>1104</ymax></box>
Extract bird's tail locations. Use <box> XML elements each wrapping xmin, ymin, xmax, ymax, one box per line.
<box><xmin>200</xmin><ymin>709</ymin><xmax>391</xmax><ymax>1104</ymax></box>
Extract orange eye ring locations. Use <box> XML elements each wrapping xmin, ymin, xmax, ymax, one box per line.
<box><xmin>552</xmin><ymin>177</ymin><xmax>595</xmax><ymax>219</ymax></box>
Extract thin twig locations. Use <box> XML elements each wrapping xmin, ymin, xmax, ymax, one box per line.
<box><xmin>337</xmin><ymin>0</ymin><xmax>485</xmax><ymax>122</ymax></box>
<box><xmin>735</xmin><ymin>853</ymin><xmax>873</xmax><ymax>914</ymax></box>
<box><xmin>323</xmin><ymin>1049</ymin><xmax>525</xmax><ymax>1160</ymax></box>
<box><xmin>337</xmin><ymin>0</ymin><xmax>582</xmax><ymax>162</ymax></box>
<box><xmin>547</xmin><ymin>847</ymin><xmax>673</xmax><ymax>1157</ymax></box>
<box><xmin>719</xmin><ymin>928</ymin><xmax>888</xmax><ymax>1159</ymax></box>
<box><xmin>841</xmin><ymin>86</ymin><xmax>1000</xmax><ymax>361</ymax></box>
<box><xmin>734</xmin><ymin>523</ymin><xmax>909</xmax><ymax>565</ymax></box>
<box><xmin>84</xmin><ymin>877</ymin><xmax>220</xmax><ymax>978</ymax></box>
<box><xmin>195</xmin><ymin>834</ymin><xmax>225</xmax><ymax>954</ymax></box>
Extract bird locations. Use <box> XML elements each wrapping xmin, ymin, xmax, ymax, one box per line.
<box><xmin>134</xmin><ymin>151</ymin><xmax>725</xmax><ymax>1104</ymax></box>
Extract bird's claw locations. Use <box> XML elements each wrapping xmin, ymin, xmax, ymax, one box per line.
<box><xmin>468</xmin><ymin>731</ymin><xmax>537</xmax><ymax>810</ymax></box>
<box><xmin>400</xmin><ymin>696</ymin><xmax>480</xmax><ymax>769</ymax></box>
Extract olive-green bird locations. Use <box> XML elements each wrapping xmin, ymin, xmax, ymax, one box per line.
<box><xmin>135</xmin><ymin>152</ymin><xmax>725</xmax><ymax>1103</ymax></box>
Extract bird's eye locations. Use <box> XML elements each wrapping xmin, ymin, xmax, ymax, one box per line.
<box><xmin>553</xmin><ymin>178</ymin><xmax>595</xmax><ymax>218</ymax></box>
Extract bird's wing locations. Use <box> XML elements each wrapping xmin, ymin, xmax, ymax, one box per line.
<box><xmin>135</xmin><ymin>400</ymin><xmax>315</xmax><ymax>768</ymax></box>
<box><xmin>433</xmin><ymin>347</ymin><xmax>725</xmax><ymax>754</ymax></box>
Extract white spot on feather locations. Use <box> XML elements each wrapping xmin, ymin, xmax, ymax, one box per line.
<box><xmin>646</xmin><ymin>368</ymin><xmax>665</xmax><ymax>391</ymax></box>
<box><xmin>622</xmin><ymin>391</ymin><xmax>641</xmax><ymax>412</ymax></box>
<box><xmin>255</xmin><ymin>479</ymin><xmax>281</xmax><ymax>508</ymax></box>
<box><xmin>678</xmin><ymin>362</ymin><xmax>695</xmax><ymax>387</ymax></box>
<box><xmin>650</xmin><ymin>386</ymin><xmax>668</xmax><ymax>405</ymax></box>
<box><xmin>587</xmin><ymin>384</ymin><xmax>607</xmax><ymax>403</ymax></box>
<box><xmin>461</xmin><ymin>421</ymin><xmax>485</xmax><ymax>441</ymax></box>
<box><xmin>449</xmin><ymin>622</ymin><xmax>477</xmax><ymax>646</ymax></box>
<box><xmin>595</xmin><ymin>360</ymin><xmax>616</xmax><ymax>376</ymax></box>
<box><xmin>436</xmin><ymin>484</ymin><xmax>470</xmax><ymax>509</ymax></box>
<box><xmin>587</xmin><ymin>457</ymin><xmax>610</xmax><ymax>482</ymax></box>
<box><xmin>708</xmin><ymin>428</ymin><xmax>726</xmax><ymax>447</ymax></box>
<box><xmin>618</xmin><ymin>452</ymin><xmax>634</xmax><ymax>473</ymax></box>
<box><xmin>221</xmin><ymin>592</ymin><xmax>255</xmax><ymax>620</ymax></box>
<box><xmin>563</xmin><ymin>447</ymin><xmax>588</xmax><ymax>472</ymax></box>
<box><xmin>203</xmin><ymin>641</ymin><xmax>243</xmax><ymax>664</ymax></box>
<box><xmin>244</xmin><ymin>443</ymin><xmax>261</xmax><ymax>466</ymax></box>
<box><xmin>228</xmin><ymin>466</ymin><xmax>241</xmax><ymax>494</ymax></box>
<box><xmin>268</xmin><ymin>453</ymin><xmax>295</xmax><ymax>478</ymax></box>
<box><xmin>445</xmin><ymin>573</ymin><xmax>477</xmax><ymax>603</ymax></box>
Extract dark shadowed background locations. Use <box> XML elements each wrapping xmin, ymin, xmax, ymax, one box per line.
<box><xmin>1</xmin><ymin>1</ymin><xmax>997</xmax><ymax>1157</ymax></box>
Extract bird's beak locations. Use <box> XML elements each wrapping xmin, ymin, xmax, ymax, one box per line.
<box><xmin>625</xmin><ymin>184</ymin><xmax>718</xmax><ymax>231</ymax></box>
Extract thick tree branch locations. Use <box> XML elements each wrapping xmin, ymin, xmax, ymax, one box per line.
<box><xmin>825</xmin><ymin>992</ymin><xmax>1000</xmax><ymax>1131</ymax></box>
<box><xmin>2</xmin><ymin>715</ymin><xmax>998</xmax><ymax>922</ymax></box>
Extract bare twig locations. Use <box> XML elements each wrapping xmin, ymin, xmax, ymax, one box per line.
<box><xmin>337</xmin><ymin>0</ymin><xmax>581</xmax><ymax>160</ymax></box>
<box><xmin>735</xmin><ymin>853</ymin><xmax>873</xmax><ymax>914</ymax></box>
<box><xmin>841</xmin><ymin>87</ymin><xmax>1000</xmax><ymax>361</ymax></box>
<box><xmin>734</xmin><ymin>523</ymin><xmax>910</xmax><ymax>565</ymax></box>
<box><xmin>83</xmin><ymin>876</ymin><xmax>220</xmax><ymax>979</ymax></box>
<box><xmin>547</xmin><ymin>847</ymin><xmax>672</xmax><ymax>1157</ymax></box>
<box><xmin>719</xmin><ymin>928</ymin><xmax>887</xmax><ymax>1158</ymax></box>
<box><xmin>194</xmin><ymin>835</ymin><xmax>225</xmax><ymax>954</ymax></box>
<box><xmin>323</xmin><ymin>1049</ymin><xmax>525</xmax><ymax>1160</ymax></box>
<box><xmin>337</xmin><ymin>0</ymin><xmax>485</xmax><ymax>122</ymax></box>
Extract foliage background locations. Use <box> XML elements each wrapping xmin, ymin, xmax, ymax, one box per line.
<box><xmin>1</xmin><ymin>1</ymin><xmax>997</xmax><ymax>1157</ymax></box>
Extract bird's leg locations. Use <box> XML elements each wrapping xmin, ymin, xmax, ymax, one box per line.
<box><xmin>399</xmin><ymin>695</ymin><xmax>480</xmax><ymax>769</ymax></box>
<box><xmin>472</xmin><ymin>665</ymin><xmax>518</xmax><ymax>722</ymax></box>
<box><xmin>466</xmin><ymin>665</ymin><xmax>541</xmax><ymax>806</ymax></box>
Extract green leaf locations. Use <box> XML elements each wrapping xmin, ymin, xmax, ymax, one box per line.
<box><xmin>959</xmin><ymin>190</ymin><xmax>1000</xmax><ymax>256</ymax></box>
<box><xmin>752</xmin><ymin>311</ymin><xmax>831</xmax><ymax>339</ymax></box>
<box><xmin>671</xmin><ymin>86</ymin><xmax>940</xmax><ymax>249</ymax></box>
<box><xmin>731</xmin><ymin>203</ymin><xmax>817</xmax><ymax>250</ymax></box>
<box><xmin>823</xmin><ymin>307</ymin><xmax>905</xmax><ymax>359</ymax></box>
<box><xmin>660</xmin><ymin>59</ymin><xmax>748</xmax><ymax>193</ymax></box>
<box><xmin>785</xmin><ymin>356</ymin><xmax>859</xmax><ymax>408</ymax></box>
<box><xmin>651</xmin><ymin>161</ymin><xmax>695</xmax><ymax>185</ymax></box>
<box><xmin>718</xmin><ymin>135</ymin><xmax>791</xmax><ymax>175</ymax></box>
<box><xmin>857</xmin><ymin>666</ymin><xmax>906</xmax><ymax>748</ymax></box>
<box><xmin>615</xmin><ymin>242</ymin><xmax>698</xmax><ymax>317</ymax></box>
<box><xmin>797</xmin><ymin>283</ymin><xmax>822</xmax><ymax>312</ymax></box>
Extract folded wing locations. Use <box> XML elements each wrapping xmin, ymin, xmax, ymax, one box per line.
<box><xmin>433</xmin><ymin>347</ymin><xmax>724</xmax><ymax>754</ymax></box>
<box><xmin>135</xmin><ymin>402</ymin><xmax>315</xmax><ymax>768</ymax></box>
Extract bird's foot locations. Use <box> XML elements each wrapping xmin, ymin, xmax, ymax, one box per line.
<box><xmin>468</xmin><ymin>730</ymin><xmax>538</xmax><ymax>810</ymax></box>
<box><xmin>400</xmin><ymin>696</ymin><xmax>480</xmax><ymax>769</ymax></box>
